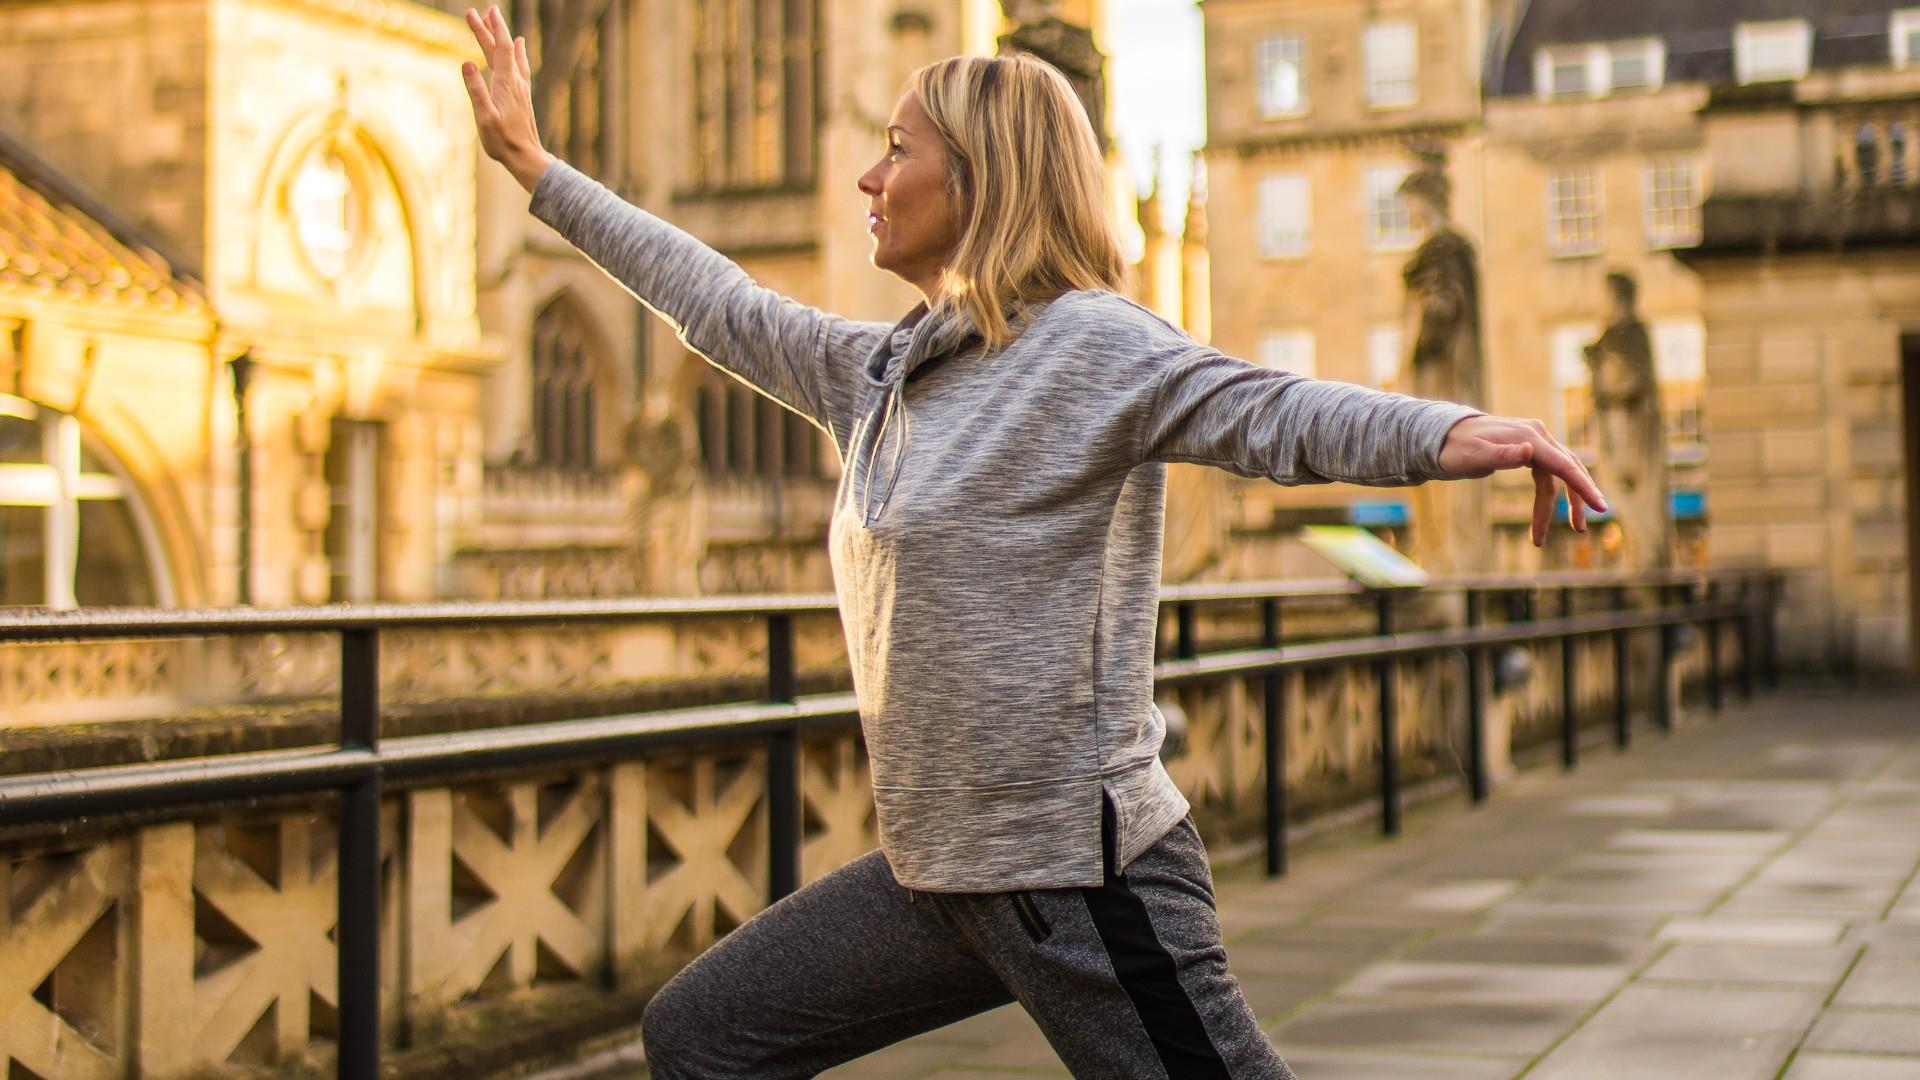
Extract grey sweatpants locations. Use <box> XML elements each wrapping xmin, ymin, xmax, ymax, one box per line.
<box><xmin>641</xmin><ymin>794</ymin><xmax>1296</xmax><ymax>1078</ymax></box>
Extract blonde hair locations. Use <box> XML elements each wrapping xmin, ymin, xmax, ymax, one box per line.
<box><xmin>910</xmin><ymin>54</ymin><xmax>1127</xmax><ymax>351</ymax></box>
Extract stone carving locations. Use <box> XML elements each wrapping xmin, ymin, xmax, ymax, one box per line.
<box><xmin>1583</xmin><ymin>272</ymin><xmax>1672</xmax><ymax>568</ymax></box>
<box><xmin>1398</xmin><ymin>150</ymin><xmax>1490</xmax><ymax>573</ymax></box>
<box><xmin>1400</xmin><ymin>153</ymin><xmax>1486</xmax><ymax>409</ymax></box>
<box><xmin>998</xmin><ymin>1</ymin><xmax>1109</xmax><ymax>149</ymax></box>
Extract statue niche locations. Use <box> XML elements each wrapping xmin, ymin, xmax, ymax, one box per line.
<box><xmin>998</xmin><ymin>0</ymin><xmax>1110</xmax><ymax>149</ymax></box>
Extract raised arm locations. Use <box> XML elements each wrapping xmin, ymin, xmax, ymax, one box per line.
<box><xmin>1142</xmin><ymin>347</ymin><xmax>1607</xmax><ymax>546</ymax></box>
<box><xmin>458</xmin><ymin>5</ymin><xmax>870</xmax><ymax>432</ymax></box>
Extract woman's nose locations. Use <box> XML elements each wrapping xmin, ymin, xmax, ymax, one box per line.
<box><xmin>857</xmin><ymin>164</ymin><xmax>883</xmax><ymax>198</ymax></box>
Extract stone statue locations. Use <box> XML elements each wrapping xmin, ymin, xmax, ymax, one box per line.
<box><xmin>999</xmin><ymin>1</ymin><xmax>1109</xmax><ymax>149</ymax></box>
<box><xmin>1399</xmin><ymin>152</ymin><xmax>1485</xmax><ymax>409</ymax></box>
<box><xmin>1397</xmin><ymin>151</ymin><xmax>1490</xmax><ymax>573</ymax></box>
<box><xmin>1583</xmin><ymin>272</ymin><xmax>1671</xmax><ymax>568</ymax></box>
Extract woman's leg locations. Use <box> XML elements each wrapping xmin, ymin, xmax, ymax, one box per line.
<box><xmin>641</xmin><ymin>848</ymin><xmax>1014</xmax><ymax>1079</ymax></box>
<box><xmin>947</xmin><ymin>795</ymin><xmax>1296</xmax><ymax>1079</ymax></box>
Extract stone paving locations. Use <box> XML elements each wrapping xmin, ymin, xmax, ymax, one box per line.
<box><xmin>549</xmin><ymin>687</ymin><xmax>1920</xmax><ymax>1079</ymax></box>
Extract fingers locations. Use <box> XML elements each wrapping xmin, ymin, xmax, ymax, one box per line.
<box><xmin>466</xmin><ymin>7</ymin><xmax>496</xmax><ymax>52</ymax></box>
<box><xmin>515</xmin><ymin>36</ymin><xmax>532</xmax><ymax>80</ymax></box>
<box><xmin>460</xmin><ymin>60</ymin><xmax>497</xmax><ymax>123</ymax></box>
<box><xmin>1530</xmin><ymin>465</ymin><xmax>1554</xmax><ymax>547</ymax></box>
<box><xmin>489</xmin><ymin>5</ymin><xmax>515</xmax><ymax>63</ymax></box>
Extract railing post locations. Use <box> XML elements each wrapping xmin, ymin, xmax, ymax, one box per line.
<box><xmin>1376</xmin><ymin>591</ymin><xmax>1400</xmax><ymax>836</ymax></box>
<box><xmin>1612</xmin><ymin>586</ymin><xmax>1631</xmax><ymax>750</ymax></box>
<box><xmin>1261</xmin><ymin>598</ymin><xmax>1287</xmax><ymax>877</ymax></box>
<box><xmin>1560</xmin><ymin>587</ymin><xmax>1578</xmax><ymax>770</ymax></box>
<box><xmin>1705</xmin><ymin>581</ymin><xmax>1724</xmax><ymax>713</ymax></box>
<box><xmin>1175</xmin><ymin>601</ymin><xmax>1197</xmax><ymax>660</ymax></box>
<box><xmin>1465</xmin><ymin>589</ymin><xmax>1488</xmax><ymax>804</ymax></box>
<box><xmin>1655</xmin><ymin>584</ymin><xmax>1676</xmax><ymax>732</ymax></box>
<box><xmin>1763</xmin><ymin>575</ymin><xmax>1781</xmax><ymax>689</ymax></box>
<box><xmin>766</xmin><ymin>614</ymin><xmax>800</xmax><ymax>902</ymax></box>
<box><xmin>1737</xmin><ymin>577</ymin><xmax>1756</xmax><ymax>702</ymax></box>
<box><xmin>338</xmin><ymin>628</ymin><xmax>381</xmax><ymax>1080</ymax></box>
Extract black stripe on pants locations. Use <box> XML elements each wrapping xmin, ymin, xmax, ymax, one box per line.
<box><xmin>1082</xmin><ymin>794</ymin><xmax>1234</xmax><ymax>1079</ymax></box>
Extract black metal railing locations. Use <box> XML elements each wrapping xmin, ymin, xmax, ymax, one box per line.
<box><xmin>0</xmin><ymin>569</ymin><xmax>1779</xmax><ymax>1078</ymax></box>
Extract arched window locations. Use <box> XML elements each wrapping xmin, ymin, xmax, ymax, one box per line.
<box><xmin>693</xmin><ymin>368</ymin><xmax>823</xmax><ymax>480</ymax></box>
<box><xmin>534</xmin><ymin>0</ymin><xmax>616</xmax><ymax>179</ymax></box>
<box><xmin>0</xmin><ymin>395</ymin><xmax>166</xmax><ymax>608</ymax></box>
<box><xmin>689</xmin><ymin>0</ymin><xmax>820</xmax><ymax>191</ymax></box>
<box><xmin>530</xmin><ymin>297</ymin><xmax>599</xmax><ymax>470</ymax></box>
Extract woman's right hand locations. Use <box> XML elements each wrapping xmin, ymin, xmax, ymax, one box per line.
<box><xmin>461</xmin><ymin>5</ymin><xmax>555</xmax><ymax>194</ymax></box>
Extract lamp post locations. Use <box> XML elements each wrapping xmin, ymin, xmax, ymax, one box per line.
<box><xmin>229</xmin><ymin>349</ymin><xmax>255</xmax><ymax>606</ymax></box>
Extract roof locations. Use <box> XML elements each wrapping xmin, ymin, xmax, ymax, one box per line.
<box><xmin>0</xmin><ymin>126</ymin><xmax>203</xmax><ymax>314</ymax></box>
<box><xmin>1491</xmin><ymin>0</ymin><xmax>1914</xmax><ymax>96</ymax></box>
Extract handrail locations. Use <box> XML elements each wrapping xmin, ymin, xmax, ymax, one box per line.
<box><xmin>0</xmin><ymin>569</ymin><xmax>1781</xmax><ymax>1079</ymax></box>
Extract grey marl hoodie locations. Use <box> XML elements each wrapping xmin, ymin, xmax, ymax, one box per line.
<box><xmin>531</xmin><ymin>160</ymin><xmax>1479</xmax><ymax>892</ymax></box>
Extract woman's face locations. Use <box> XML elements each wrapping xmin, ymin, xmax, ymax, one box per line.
<box><xmin>857</xmin><ymin>92</ymin><xmax>963</xmax><ymax>302</ymax></box>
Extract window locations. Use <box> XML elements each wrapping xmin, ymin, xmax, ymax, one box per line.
<box><xmin>1257</xmin><ymin>173</ymin><xmax>1311</xmax><ymax>258</ymax></box>
<box><xmin>1258</xmin><ymin>330</ymin><xmax>1317</xmax><ymax>377</ymax></box>
<box><xmin>531</xmin><ymin>297</ymin><xmax>599</xmax><ymax>471</ymax></box>
<box><xmin>1365</xmin><ymin>21</ymin><xmax>1419</xmax><ymax>108</ymax></box>
<box><xmin>1256</xmin><ymin>34</ymin><xmax>1308</xmax><ymax>118</ymax></box>
<box><xmin>1736</xmin><ymin>20</ymin><xmax>1812</xmax><ymax>84</ymax></box>
<box><xmin>1653</xmin><ymin>319</ymin><xmax>1707</xmax><ymax>452</ymax></box>
<box><xmin>1368</xmin><ymin>325</ymin><xmax>1403</xmax><ymax>390</ymax></box>
<box><xmin>326</xmin><ymin>420</ymin><xmax>380</xmax><ymax>603</ymax></box>
<box><xmin>1548</xmin><ymin>168</ymin><xmax>1602</xmax><ymax>257</ymax></box>
<box><xmin>1534</xmin><ymin>39</ymin><xmax>1664</xmax><ymax>100</ymax></box>
<box><xmin>696</xmin><ymin>372</ymin><xmax>824</xmax><ymax>480</ymax></box>
<box><xmin>1549</xmin><ymin>323</ymin><xmax>1602</xmax><ymax>450</ymax></box>
<box><xmin>690</xmin><ymin>0</ymin><xmax>821</xmax><ymax>190</ymax></box>
<box><xmin>1645</xmin><ymin>159</ymin><xmax>1702</xmax><ymax>249</ymax></box>
<box><xmin>0</xmin><ymin>395</ymin><xmax>163</xmax><ymax>609</ymax></box>
<box><xmin>1367</xmin><ymin>165</ymin><xmax>1416</xmax><ymax>251</ymax></box>
<box><xmin>534</xmin><ymin>0</ymin><xmax>617</xmax><ymax>179</ymax></box>
<box><xmin>1893</xmin><ymin>10</ymin><xmax>1920</xmax><ymax>68</ymax></box>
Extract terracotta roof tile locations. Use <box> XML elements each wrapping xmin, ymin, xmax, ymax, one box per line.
<box><xmin>0</xmin><ymin>129</ymin><xmax>203</xmax><ymax>314</ymax></box>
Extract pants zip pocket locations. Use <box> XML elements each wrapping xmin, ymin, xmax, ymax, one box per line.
<box><xmin>1010</xmin><ymin>891</ymin><xmax>1052</xmax><ymax>944</ymax></box>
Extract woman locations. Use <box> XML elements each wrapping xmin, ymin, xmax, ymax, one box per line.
<box><xmin>461</xmin><ymin>10</ymin><xmax>1604</xmax><ymax>1076</ymax></box>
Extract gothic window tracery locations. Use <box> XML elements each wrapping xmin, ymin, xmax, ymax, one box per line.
<box><xmin>531</xmin><ymin>296</ymin><xmax>600</xmax><ymax>471</ymax></box>
<box><xmin>689</xmin><ymin>0</ymin><xmax>820</xmax><ymax>191</ymax></box>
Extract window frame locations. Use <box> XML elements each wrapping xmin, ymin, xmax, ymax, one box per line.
<box><xmin>1644</xmin><ymin>157</ymin><xmax>1703</xmax><ymax>250</ymax></box>
<box><xmin>1255</xmin><ymin>33</ymin><xmax>1310</xmax><ymax>119</ymax></box>
<box><xmin>1547</xmin><ymin>167</ymin><xmax>1604</xmax><ymax>258</ymax></box>
<box><xmin>1366</xmin><ymin>164</ymin><xmax>1417</xmax><ymax>252</ymax></box>
<box><xmin>1735</xmin><ymin>20</ymin><xmax>1812</xmax><ymax>85</ymax></box>
<box><xmin>1257</xmin><ymin>172</ymin><xmax>1312</xmax><ymax>259</ymax></box>
<box><xmin>1257</xmin><ymin>329</ymin><xmax>1318</xmax><ymax>377</ymax></box>
<box><xmin>1533</xmin><ymin>38</ymin><xmax>1665</xmax><ymax>102</ymax></box>
<box><xmin>1364</xmin><ymin>20</ymin><xmax>1420</xmax><ymax>110</ymax></box>
<box><xmin>1892</xmin><ymin>9</ymin><xmax>1920</xmax><ymax>68</ymax></box>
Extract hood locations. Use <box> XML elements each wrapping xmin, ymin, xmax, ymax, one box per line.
<box><xmin>864</xmin><ymin>301</ymin><xmax>980</xmax><ymax>389</ymax></box>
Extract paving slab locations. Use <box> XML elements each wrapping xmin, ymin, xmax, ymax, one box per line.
<box><xmin>1524</xmin><ymin>1026</ymin><xmax>1799</xmax><ymax>1080</ymax></box>
<box><xmin>1269</xmin><ymin>1000</ymin><xmax>1588</xmax><ymax>1057</ymax></box>
<box><xmin>1803</xmin><ymin>1008</ymin><xmax>1920</xmax><ymax>1054</ymax></box>
<box><xmin>1781</xmin><ymin>1053</ymin><xmax>1920</xmax><ymax>1079</ymax></box>
<box><xmin>1659</xmin><ymin>915</ymin><xmax>1851</xmax><ymax>946</ymax></box>
<box><xmin>1578</xmin><ymin>984</ymin><xmax>1826</xmax><ymax>1035</ymax></box>
<box><xmin>1334</xmin><ymin>961</ymin><xmax>1627</xmax><ymax>1005</ymax></box>
<box><xmin>1639</xmin><ymin>943</ymin><xmax>1860</xmax><ymax>986</ymax></box>
<box><xmin>1835</xmin><ymin>955</ymin><xmax>1920</xmax><ymax>1007</ymax></box>
<box><xmin>1276</xmin><ymin>1047</ymin><xmax>1522</xmax><ymax>1079</ymax></box>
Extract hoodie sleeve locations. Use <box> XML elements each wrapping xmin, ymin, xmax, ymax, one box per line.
<box><xmin>1141</xmin><ymin>347</ymin><xmax>1480</xmax><ymax>486</ymax></box>
<box><xmin>529</xmin><ymin>160</ymin><xmax>882</xmax><ymax>438</ymax></box>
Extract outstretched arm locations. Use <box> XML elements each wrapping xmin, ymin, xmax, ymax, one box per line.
<box><xmin>459</xmin><ymin>5</ymin><xmax>868</xmax><ymax>432</ymax></box>
<box><xmin>1142</xmin><ymin>348</ymin><xmax>1606</xmax><ymax>547</ymax></box>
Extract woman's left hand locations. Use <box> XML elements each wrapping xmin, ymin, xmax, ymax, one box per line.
<box><xmin>1436</xmin><ymin>415</ymin><xmax>1608</xmax><ymax>548</ymax></box>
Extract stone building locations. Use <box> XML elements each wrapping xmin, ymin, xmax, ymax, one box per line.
<box><xmin>0</xmin><ymin>0</ymin><xmax>1041</xmax><ymax>610</ymax></box>
<box><xmin>1199</xmin><ymin>0</ymin><xmax>1715</xmax><ymax>572</ymax></box>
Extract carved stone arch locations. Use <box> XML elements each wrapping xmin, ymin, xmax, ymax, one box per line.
<box><xmin>250</xmin><ymin>111</ymin><xmax>435</xmax><ymax>329</ymax></box>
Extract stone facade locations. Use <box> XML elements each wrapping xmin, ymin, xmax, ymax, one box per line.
<box><xmin>1683</xmin><ymin>74</ymin><xmax>1920</xmax><ymax>673</ymax></box>
<box><xmin>1201</xmin><ymin>0</ymin><xmax>1717</xmax><ymax>574</ymax></box>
